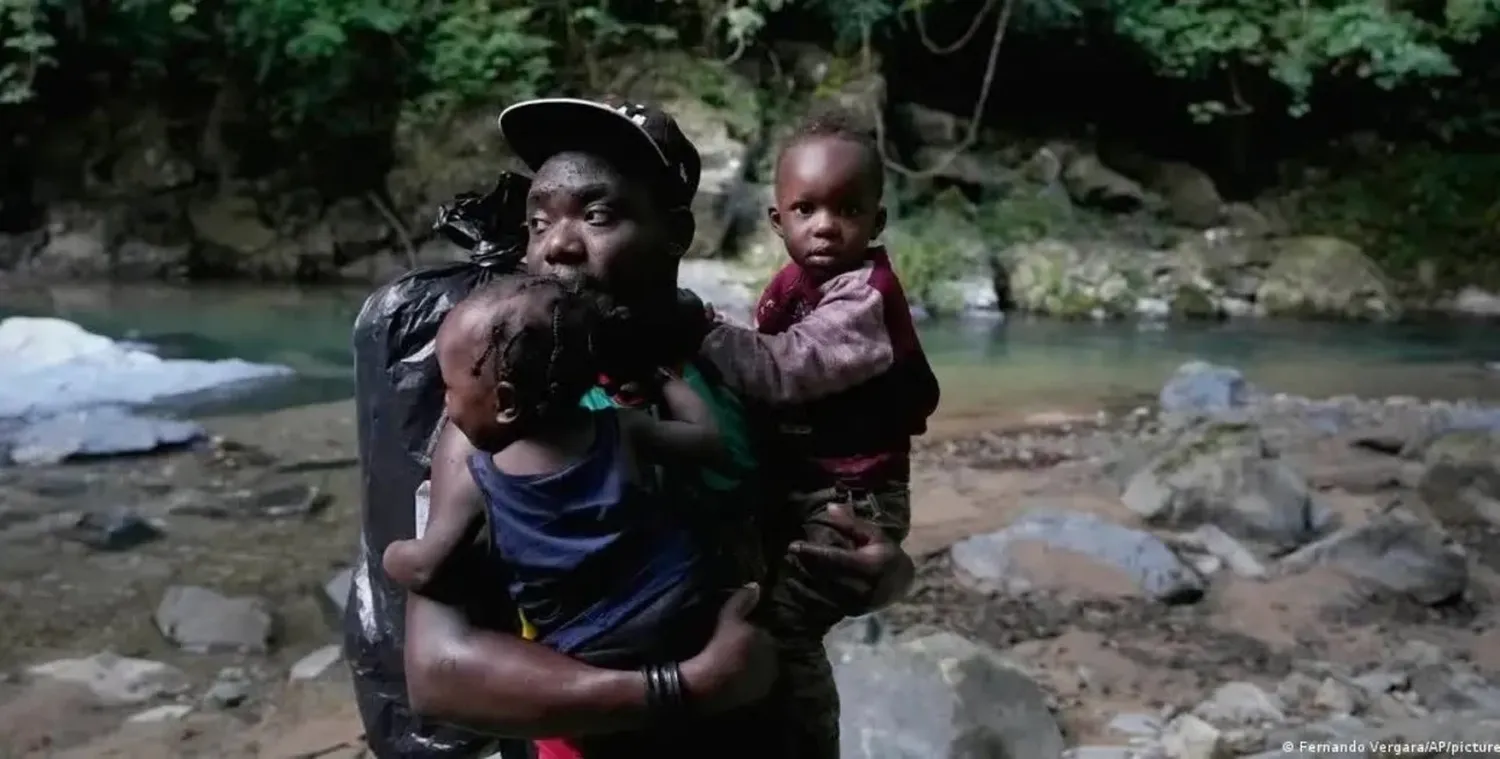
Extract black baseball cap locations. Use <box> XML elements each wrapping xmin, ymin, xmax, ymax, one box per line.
<box><xmin>497</xmin><ymin>97</ymin><xmax>702</xmax><ymax>209</ymax></box>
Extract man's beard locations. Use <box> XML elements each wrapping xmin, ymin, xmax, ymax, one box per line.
<box><xmin>540</xmin><ymin>265</ymin><xmax>601</xmax><ymax>293</ymax></box>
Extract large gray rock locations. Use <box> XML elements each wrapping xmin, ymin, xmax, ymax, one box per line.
<box><xmin>1122</xmin><ymin>421</ymin><xmax>1329</xmax><ymax>552</ymax></box>
<box><xmin>1416</xmin><ymin>426</ymin><xmax>1500</xmax><ymax>527</ymax></box>
<box><xmin>1159</xmin><ymin>361</ymin><xmax>1254</xmax><ymax>417</ymax></box>
<box><xmin>3</xmin><ymin>406</ymin><xmax>203</xmax><ymax>465</ymax></box>
<box><xmin>950</xmin><ymin>510</ymin><xmax>1205</xmax><ymax>603</ymax></box>
<box><xmin>26</xmin><ymin>651</ymin><xmax>187</xmax><ymax>705</ymax></box>
<box><xmin>1277</xmin><ymin>512</ymin><xmax>1467</xmax><ymax>605</ymax></box>
<box><xmin>1254</xmin><ymin>237</ymin><xmax>1398</xmax><ymax>321</ymax></box>
<box><xmin>834</xmin><ymin>632</ymin><xmax>1064</xmax><ymax>759</ymax></box>
<box><xmin>155</xmin><ymin>585</ymin><xmax>274</xmax><ymax>654</ymax></box>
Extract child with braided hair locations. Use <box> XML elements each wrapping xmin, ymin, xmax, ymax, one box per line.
<box><xmin>383</xmin><ymin>273</ymin><xmax>734</xmax><ymax>695</ymax></box>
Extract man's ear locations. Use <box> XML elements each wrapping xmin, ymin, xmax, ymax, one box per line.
<box><xmin>872</xmin><ymin>206</ymin><xmax>888</xmax><ymax>241</ymax></box>
<box><xmin>666</xmin><ymin>207</ymin><xmax>696</xmax><ymax>259</ymax></box>
<box><xmin>767</xmin><ymin>206</ymin><xmax>784</xmax><ymax>239</ymax></box>
<box><xmin>493</xmin><ymin>381</ymin><xmax>522</xmax><ymax>424</ymax></box>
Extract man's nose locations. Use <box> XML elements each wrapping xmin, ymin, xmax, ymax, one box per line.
<box><xmin>539</xmin><ymin>221</ymin><xmax>587</xmax><ymax>265</ymax></box>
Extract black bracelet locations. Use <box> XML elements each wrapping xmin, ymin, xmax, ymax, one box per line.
<box><xmin>641</xmin><ymin>663</ymin><xmax>689</xmax><ymax>717</ymax></box>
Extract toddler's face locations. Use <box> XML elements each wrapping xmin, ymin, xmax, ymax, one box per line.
<box><xmin>770</xmin><ymin>137</ymin><xmax>886</xmax><ymax>276</ymax></box>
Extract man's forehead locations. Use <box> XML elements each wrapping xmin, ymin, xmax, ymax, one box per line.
<box><xmin>528</xmin><ymin>151</ymin><xmax>652</xmax><ymax>198</ymax></box>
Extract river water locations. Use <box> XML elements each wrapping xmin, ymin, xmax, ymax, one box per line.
<box><xmin>3</xmin><ymin>283</ymin><xmax>1497</xmax><ymax>421</ymax></box>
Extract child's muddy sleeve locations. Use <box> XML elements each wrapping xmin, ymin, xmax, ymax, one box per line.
<box><xmin>698</xmin><ymin>270</ymin><xmax>894</xmax><ymax>404</ymax></box>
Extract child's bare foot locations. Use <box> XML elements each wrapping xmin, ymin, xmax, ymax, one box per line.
<box><xmin>382</xmin><ymin>539</ymin><xmax>437</xmax><ymax>590</ymax></box>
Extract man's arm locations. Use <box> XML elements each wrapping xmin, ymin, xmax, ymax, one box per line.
<box><xmin>403</xmin><ymin>422</ymin><xmax>652</xmax><ymax>737</ymax></box>
<box><xmin>699</xmin><ymin>271</ymin><xmax>894</xmax><ymax>405</ymax></box>
<box><xmin>403</xmin><ymin>422</ymin><xmax>776</xmax><ymax>735</ymax></box>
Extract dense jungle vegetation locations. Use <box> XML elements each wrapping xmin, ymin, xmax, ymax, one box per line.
<box><xmin>2</xmin><ymin>0</ymin><xmax>1498</xmax><ymax>287</ymax></box>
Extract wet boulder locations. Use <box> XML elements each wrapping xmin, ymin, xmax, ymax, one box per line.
<box><xmin>1159</xmin><ymin>361</ymin><xmax>1254</xmax><ymax>418</ymax></box>
<box><xmin>950</xmin><ymin>509</ymin><xmax>1205</xmax><ymax>603</ymax></box>
<box><xmin>155</xmin><ymin>585</ymin><xmax>274</xmax><ymax>654</ymax></box>
<box><xmin>1277</xmin><ymin>512</ymin><xmax>1467</xmax><ymax>605</ymax></box>
<box><xmin>1122</xmin><ymin>420</ymin><xmax>1330</xmax><ymax>553</ymax></box>
<box><xmin>1254</xmin><ymin>237</ymin><xmax>1397</xmax><ymax>321</ymax></box>
<box><xmin>834</xmin><ymin>632</ymin><xmax>1064</xmax><ymax>759</ymax></box>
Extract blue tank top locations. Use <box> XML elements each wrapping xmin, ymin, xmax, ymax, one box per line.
<box><xmin>467</xmin><ymin>410</ymin><xmax>706</xmax><ymax>659</ymax></box>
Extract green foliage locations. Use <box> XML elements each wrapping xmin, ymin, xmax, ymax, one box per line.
<box><xmin>884</xmin><ymin>214</ymin><xmax>973</xmax><ymax>312</ymax></box>
<box><xmin>411</xmin><ymin>3</ymin><xmax>553</xmax><ymax>118</ymax></box>
<box><xmin>1284</xmin><ymin>146</ymin><xmax>1500</xmax><ymax>287</ymax></box>
<box><xmin>0</xmin><ymin>0</ymin><xmax>52</xmax><ymax>104</ymax></box>
<box><xmin>974</xmin><ymin>190</ymin><xmax>1078</xmax><ymax>250</ymax></box>
<box><xmin>5</xmin><ymin>0</ymin><xmax>1500</xmax><ymax>137</ymax></box>
<box><xmin>1108</xmin><ymin>0</ymin><xmax>1500</xmax><ymax>122</ymax></box>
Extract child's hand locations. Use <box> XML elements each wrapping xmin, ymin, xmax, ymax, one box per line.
<box><xmin>668</xmin><ymin>288</ymin><xmax>715</xmax><ymax>356</ymax></box>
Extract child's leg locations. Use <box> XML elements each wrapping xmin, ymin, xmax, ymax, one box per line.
<box><xmin>753</xmin><ymin>485</ymin><xmax>909</xmax><ymax>759</ymax></box>
<box><xmin>757</xmin><ymin>483</ymin><xmax>911</xmax><ymax>638</ymax></box>
<box><xmin>382</xmin><ymin>494</ymin><xmax>483</xmax><ymax>591</ymax></box>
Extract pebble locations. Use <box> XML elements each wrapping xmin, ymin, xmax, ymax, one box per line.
<box><xmin>203</xmin><ymin>667</ymin><xmax>251</xmax><ymax>709</ymax></box>
<box><xmin>1160</xmin><ymin>713</ymin><xmax>1223</xmax><ymax>759</ymax></box>
<box><xmin>1193</xmin><ymin>682</ymin><xmax>1285</xmax><ymax>727</ymax></box>
<box><xmin>126</xmin><ymin>704</ymin><xmax>193</xmax><ymax>723</ymax></box>
<box><xmin>1312</xmin><ymin>677</ymin><xmax>1357</xmax><ymax>715</ymax></box>
<box><xmin>1107</xmin><ymin>712</ymin><xmax>1163</xmax><ymax>737</ymax></box>
<box><xmin>289</xmin><ymin>644</ymin><xmax>343</xmax><ymax>681</ymax></box>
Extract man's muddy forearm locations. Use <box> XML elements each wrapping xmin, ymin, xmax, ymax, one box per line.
<box><xmin>404</xmin><ymin>592</ymin><xmax>651</xmax><ymax>738</ymax></box>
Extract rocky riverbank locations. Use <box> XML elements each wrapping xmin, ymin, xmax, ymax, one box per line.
<box><xmin>0</xmin><ymin>359</ymin><xmax>1497</xmax><ymax>757</ymax></box>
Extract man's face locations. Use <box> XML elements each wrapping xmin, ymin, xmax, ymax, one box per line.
<box><xmin>523</xmin><ymin>151</ymin><xmax>675</xmax><ymax>300</ymax></box>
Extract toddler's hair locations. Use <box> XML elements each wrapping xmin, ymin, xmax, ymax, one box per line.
<box><xmin>779</xmin><ymin>105</ymin><xmax>884</xmax><ymax>197</ymax></box>
<box><xmin>466</xmin><ymin>274</ymin><xmax>606</xmax><ymax>422</ymax></box>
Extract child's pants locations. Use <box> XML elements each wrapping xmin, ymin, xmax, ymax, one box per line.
<box><xmin>756</xmin><ymin>483</ymin><xmax>912</xmax><ymax>759</ymax></box>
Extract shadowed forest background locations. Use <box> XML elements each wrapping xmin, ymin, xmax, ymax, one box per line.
<box><xmin>2</xmin><ymin>0</ymin><xmax>1498</xmax><ymax>319</ymax></box>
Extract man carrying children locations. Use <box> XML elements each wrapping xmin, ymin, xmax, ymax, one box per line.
<box><xmin>352</xmin><ymin>96</ymin><xmax>929</xmax><ymax>758</ymax></box>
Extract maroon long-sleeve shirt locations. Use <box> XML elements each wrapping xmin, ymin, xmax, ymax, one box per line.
<box><xmin>699</xmin><ymin>247</ymin><xmax>940</xmax><ymax>491</ymax></box>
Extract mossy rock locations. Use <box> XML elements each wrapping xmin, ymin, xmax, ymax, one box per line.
<box><xmin>1170</xmin><ymin>284</ymin><xmax>1220</xmax><ymax>320</ymax></box>
<box><xmin>1122</xmin><ymin>420</ymin><xmax>1322</xmax><ymax>550</ymax></box>
<box><xmin>1422</xmin><ymin>428</ymin><xmax>1500</xmax><ymax>468</ymax></box>
<box><xmin>1255</xmin><ymin>236</ymin><xmax>1399</xmax><ymax>321</ymax></box>
<box><xmin>1004</xmin><ymin>239</ymin><xmax>1143</xmax><ymax>319</ymax></box>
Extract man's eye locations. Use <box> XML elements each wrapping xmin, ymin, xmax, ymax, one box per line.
<box><xmin>527</xmin><ymin>217</ymin><xmax>549</xmax><ymax>233</ymax></box>
<box><xmin>585</xmin><ymin>208</ymin><xmax>615</xmax><ymax>225</ymax></box>
<box><xmin>792</xmin><ymin>203</ymin><xmax>813</xmax><ymax>216</ymax></box>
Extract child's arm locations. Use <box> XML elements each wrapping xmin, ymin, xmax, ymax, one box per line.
<box><xmin>621</xmin><ymin>368</ymin><xmax>728</xmax><ymax>468</ymax></box>
<box><xmin>384</xmin><ymin>468</ymin><xmax>485</xmax><ymax>592</ymax></box>
<box><xmin>700</xmin><ymin>269</ymin><xmax>895</xmax><ymax>405</ymax></box>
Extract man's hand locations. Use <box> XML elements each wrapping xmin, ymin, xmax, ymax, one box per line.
<box><xmin>681</xmin><ymin>584</ymin><xmax>777</xmax><ymax>713</ymax></box>
<box><xmin>788</xmin><ymin>504</ymin><xmax>915</xmax><ymax>611</ymax></box>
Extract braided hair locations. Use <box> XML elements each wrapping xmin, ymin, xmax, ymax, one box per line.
<box><xmin>465</xmin><ymin>274</ymin><xmax>612</xmax><ymax>425</ymax></box>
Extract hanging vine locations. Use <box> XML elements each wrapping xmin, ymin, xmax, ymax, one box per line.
<box><xmin>868</xmin><ymin>0</ymin><xmax>1016</xmax><ymax>178</ymax></box>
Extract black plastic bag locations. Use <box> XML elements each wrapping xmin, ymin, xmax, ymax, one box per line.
<box><xmin>345</xmin><ymin>172</ymin><xmax>532</xmax><ymax>759</ymax></box>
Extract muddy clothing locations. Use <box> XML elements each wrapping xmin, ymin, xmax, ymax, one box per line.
<box><xmin>698</xmin><ymin>248</ymin><xmax>936</xmax><ymax>757</ymax></box>
<box><xmin>700</xmin><ymin>246</ymin><xmax>940</xmax><ymax>495</ymax></box>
